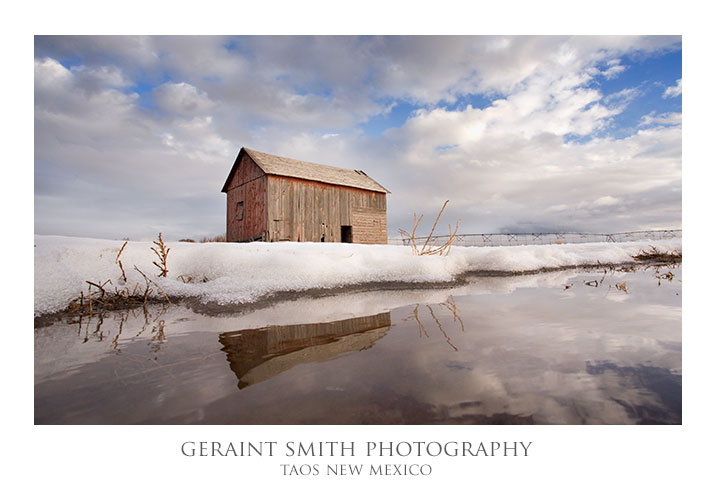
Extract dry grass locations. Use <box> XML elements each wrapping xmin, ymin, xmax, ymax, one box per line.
<box><xmin>633</xmin><ymin>246</ymin><xmax>682</xmax><ymax>263</ymax></box>
<box><xmin>67</xmin><ymin>269</ymin><xmax>171</xmax><ymax>316</ymax></box>
<box><xmin>151</xmin><ymin>232</ymin><xmax>170</xmax><ymax>278</ymax></box>
<box><xmin>115</xmin><ymin>241</ymin><xmax>127</xmax><ymax>282</ymax></box>
<box><xmin>403</xmin><ymin>296</ymin><xmax>464</xmax><ymax>351</ymax></box>
<box><xmin>66</xmin><ymin>233</ymin><xmax>173</xmax><ymax>316</ymax></box>
<box><xmin>200</xmin><ymin>233</ymin><xmax>226</xmax><ymax>243</ymax></box>
<box><xmin>398</xmin><ymin>200</ymin><xmax>460</xmax><ymax>256</ymax></box>
<box><xmin>177</xmin><ymin>274</ymin><xmax>209</xmax><ymax>284</ymax></box>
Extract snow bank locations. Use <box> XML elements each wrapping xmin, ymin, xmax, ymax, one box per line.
<box><xmin>34</xmin><ymin>235</ymin><xmax>681</xmax><ymax>316</ymax></box>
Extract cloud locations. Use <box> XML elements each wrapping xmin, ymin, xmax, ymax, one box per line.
<box><xmin>34</xmin><ymin>36</ymin><xmax>682</xmax><ymax>240</ymax></box>
<box><xmin>153</xmin><ymin>82</ymin><xmax>215</xmax><ymax>117</ymax></box>
<box><xmin>376</xmin><ymin>121</ymin><xmax>681</xmax><ymax>234</ymax></box>
<box><xmin>71</xmin><ymin>64</ymin><xmax>132</xmax><ymax>92</ymax></box>
<box><xmin>639</xmin><ymin>112</ymin><xmax>682</xmax><ymax>127</ymax></box>
<box><xmin>35</xmin><ymin>35</ymin><xmax>681</xmax><ymax>118</ymax></box>
<box><xmin>593</xmin><ymin>196</ymin><xmax>620</xmax><ymax>206</ymax></box>
<box><xmin>601</xmin><ymin>59</ymin><xmax>626</xmax><ymax>79</ymax></box>
<box><xmin>603</xmin><ymin>87</ymin><xmax>640</xmax><ymax>107</ymax></box>
<box><xmin>35</xmin><ymin>56</ymin><xmax>236</xmax><ymax>239</ymax></box>
<box><xmin>663</xmin><ymin>78</ymin><xmax>682</xmax><ymax>98</ymax></box>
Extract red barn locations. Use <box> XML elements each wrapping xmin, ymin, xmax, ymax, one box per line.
<box><xmin>221</xmin><ymin>147</ymin><xmax>389</xmax><ymax>243</ymax></box>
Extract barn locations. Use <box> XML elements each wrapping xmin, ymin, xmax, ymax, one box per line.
<box><xmin>221</xmin><ymin>147</ymin><xmax>389</xmax><ymax>244</ymax></box>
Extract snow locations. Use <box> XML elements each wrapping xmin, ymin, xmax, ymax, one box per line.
<box><xmin>34</xmin><ymin>235</ymin><xmax>681</xmax><ymax>316</ymax></box>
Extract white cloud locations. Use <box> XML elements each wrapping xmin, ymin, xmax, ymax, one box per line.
<box><xmin>35</xmin><ymin>56</ymin><xmax>236</xmax><ymax>239</ymax></box>
<box><xmin>639</xmin><ymin>112</ymin><xmax>682</xmax><ymax>126</ymax></box>
<box><xmin>35</xmin><ymin>35</ymin><xmax>681</xmax><ymax>119</ymax></box>
<box><xmin>602</xmin><ymin>58</ymin><xmax>626</xmax><ymax>79</ymax></box>
<box><xmin>71</xmin><ymin>64</ymin><xmax>132</xmax><ymax>91</ymax></box>
<box><xmin>383</xmin><ymin>73</ymin><xmax>617</xmax><ymax>163</ymax></box>
<box><xmin>547</xmin><ymin>204</ymin><xmax>569</xmax><ymax>212</ymax></box>
<box><xmin>153</xmin><ymin>82</ymin><xmax>215</xmax><ymax>117</ymax></box>
<box><xmin>374</xmin><ymin>105</ymin><xmax>681</xmax><ymax>233</ymax></box>
<box><xmin>603</xmin><ymin>87</ymin><xmax>640</xmax><ymax>106</ymax></box>
<box><xmin>593</xmin><ymin>196</ymin><xmax>620</xmax><ymax>206</ymax></box>
<box><xmin>663</xmin><ymin>78</ymin><xmax>682</xmax><ymax>98</ymax></box>
<box><xmin>33</xmin><ymin>36</ymin><xmax>682</xmax><ymax>239</ymax></box>
<box><xmin>34</xmin><ymin>57</ymin><xmax>72</xmax><ymax>95</ymax></box>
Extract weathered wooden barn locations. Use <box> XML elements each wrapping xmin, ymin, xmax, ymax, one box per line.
<box><xmin>219</xmin><ymin>312</ymin><xmax>392</xmax><ymax>389</ymax></box>
<box><xmin>221</xmin><ymin>147</ymin><xmax>389</xmax><ymax>243</ymax></box>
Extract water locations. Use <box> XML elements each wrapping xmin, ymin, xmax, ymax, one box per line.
<box><xmin>34</xmin><ymin>264</ymin><xmax>681</xmax><ymax>424</ymax></box>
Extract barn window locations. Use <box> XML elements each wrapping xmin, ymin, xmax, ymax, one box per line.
<box><xmin>236</xmin><ymin>201</ymin><xmax>244</xmax><ymax>221</ymax></box>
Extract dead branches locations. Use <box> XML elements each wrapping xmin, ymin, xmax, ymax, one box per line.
<box><xmin>399</xmin><ymin>200</ymin><xmax>460</xmax><ymax>256</ymax></box>
<box><xmin>134</xmin><ymin>266</ymin><xmax>172</xmax><ymax>305</ymax></box>
<box><xmin>86</xmin><ymin>279</ymin><xmax>111</xmax><ymax>299</ymax></box>
<box><xmin>404</xmin><ymin>298</ymin><xmax>465</xmax><ymax>350</ymax></box>
<box><xmin>151</xmin><ymin>233</ymin><xmax>170</xmax><ymax>277</ymax></box>
<box><xmin>633</xmin><ymin>246</ymin><xmax>682</xmax><ymax>263</ymax></box>
<box><xmin>68</xmin><ymin>270</ymin><xmax>172</xmax><ymax>316</ymax></box>
<box><xmin>177</xmin><ymin>274</ymin><xmax>208</xmax><ymax>284</ymax></box>
<box><xmin>66</xmin><ymin>235</ymin><xmax>174</xmax><ymax>316</ymax></box>
<box><xmin>401</xmin><ymin>214</ymin><xmax>423</xmax><ymax>253</ymax></box>
<box><xmin>115</xmin><ymin>241</ymin><xmax>127</xmax><ymax>282</ymax></box>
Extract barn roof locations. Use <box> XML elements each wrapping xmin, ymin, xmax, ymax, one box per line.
<box><xmin>221</xmin><ymin>147</ymin><xmax>390</xmax><ymax>194</ymax></box>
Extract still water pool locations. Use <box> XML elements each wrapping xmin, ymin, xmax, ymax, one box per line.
<box><xmin>35</xmin><ymin>264</ymin><xmax>681</xmax><ymax>424</ymax></box>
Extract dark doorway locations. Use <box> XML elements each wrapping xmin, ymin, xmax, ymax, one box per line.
<box><xmin>341</xmin><ymin>225</ymin><xmax>353</xmax><ymax>243</ymax></box>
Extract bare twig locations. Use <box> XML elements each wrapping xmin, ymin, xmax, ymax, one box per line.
<box><xmin>426</xmin><ymin>304</ymin><xmax>458</xmax><ymax>351</ymax></box>
<box><xmin>442</xmin><ymin>295</ymin><xmax>465</xmax><ymax>332</ymax></box>
<box><xmin>86</xmin><ymin>279</ymin><xmax>112</xmax><ymax>299</ymax></box>
<box><xmin>115</xmin><ymin>241</ymin><xmax>128</xmax><ymax>282</ymax></box>
<box><xmin>420</xmin><ymin>200</ymin><xmax>449</xmax><ymax>254</ymax></box>
<box><xmin>87</xmin><ymin>283</ymin><xmax>93</xmax><ymax>317</ymax></box>
<box><xmin>134</xmin><ymin>266</ymin><xmax>172</xmax><ymax>305</ymax></box>
<box><xmin>151</xmin><ymin>233</ymin><xmax>170</xmax><ymax>278</ymax></box>
<box><xmin>399</xmin><ymin>201</ymin><xmax>460</xmax><ymax>257</ymax></box>
<box><xmin>398</xmin><ymin>213</ymin><xmax>424</xmax><ymax>254</ymax></box>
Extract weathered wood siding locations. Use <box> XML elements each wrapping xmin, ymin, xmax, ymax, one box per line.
<box><xmin>266</xmin><ymin>175</ymin><xmax>387</xmax><ymax>243</ymax></box>
<box><xmin>225</xmin><ymin>153</ymin><xmax>268</xmax><ymax>242</ymax></box>
<box><xmin>350</xmin><ymin>207</ymin><xmax>388</xmax><ymax>244</ymax></box>
<box><xmin>219</xmin><ymin>312</ymin><xmax>391</xmax><ymax>388</ymax></box>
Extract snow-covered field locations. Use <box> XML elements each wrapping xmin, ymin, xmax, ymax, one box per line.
<box><xmin>34</xmin><ymin>235</ymin><xmax>681</xmax><ymax>316</ymax></box>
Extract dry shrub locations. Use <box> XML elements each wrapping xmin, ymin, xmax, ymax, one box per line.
<box><xmin>67</xmin><ymin>234</ymin><xmax>173</xmax><ymax>315</ymax></box>
<box><xmin>633</xmin><ymin>246</ymin><xmax>682</xmax><ymax>263</ymax></box>
<box><xmin>151</xmin><ymin>232</ymin><xmax>170</xmax><ymax>278</ymax></box>
<box><xmin>68</xmin><ymin>267</ymin><xmax>171</xmax><ymax>316</ymax></box>
<box><xmin>115</xmin><ymin>241</ymin><xmax>127</xmax><ymax>282</ymax></box>
<box><xmin>398</xmin><ymin>200</ymin><xmax>460</xmax><ymax>256</ymax></box>
<box><xmin>200</xmin><ymin>233</ymin><xmax>227</xmax><ymax>243</ymax></box>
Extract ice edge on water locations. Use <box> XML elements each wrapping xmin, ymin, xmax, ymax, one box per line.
<box><xmin>34</xmin><ymin>235</ymin><xmax>682</xmax><ymax>316</ymax></box>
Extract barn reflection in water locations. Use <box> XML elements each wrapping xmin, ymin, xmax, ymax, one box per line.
<box><xmin>219</xmin><ymin>312</ymin><xmax>392</xmax><ymax>389</ymax></box>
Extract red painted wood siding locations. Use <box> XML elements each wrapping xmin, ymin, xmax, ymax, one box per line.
<box><xmin>225</xmin><ymin>153</ymin><xmax>268</xmax><ymax>242</ymax></box>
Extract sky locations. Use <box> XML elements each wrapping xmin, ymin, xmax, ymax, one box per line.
<box><xmin>34</xmin><ymin>35</ymin><xmax>682</xmax><ymax>241</ymax></box>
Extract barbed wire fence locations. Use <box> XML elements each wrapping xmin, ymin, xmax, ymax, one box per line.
<box><xmin>389</xmin><ymin>229</ymin><xmax>682</xmax><ymax>247</ymax></box>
